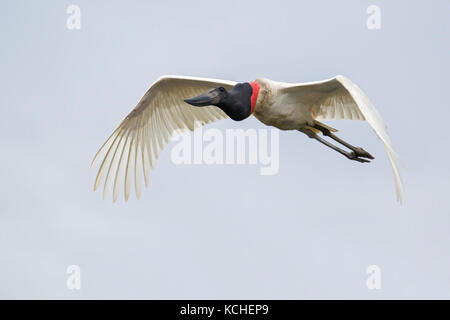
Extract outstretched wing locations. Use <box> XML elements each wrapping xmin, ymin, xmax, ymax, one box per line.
<box><xmin>92</xmin><ymin>75</ymin><xmax>237</xmax><ymax>202</ymax></box>
<box><xmin>283</xmin><ymin>75</ymin><xmax>404</xmax><ymax>203</ymax></box>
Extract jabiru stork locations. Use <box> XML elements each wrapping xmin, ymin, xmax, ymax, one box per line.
<box><xmin>92</xmin><ymin>75</ymin><xmax>404</xmax><ymax>203</ymax></box>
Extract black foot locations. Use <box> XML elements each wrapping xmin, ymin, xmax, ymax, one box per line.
<box><xmin>347</xmin><ymin>152</ymin><xmax>371</xmax><ymax>163</ymax></box>
<box><xmin>353</xmin><ymin>147</ymin><xmax>375</xmax><ymax>160</ymax></box>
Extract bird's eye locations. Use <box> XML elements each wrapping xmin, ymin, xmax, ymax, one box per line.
<box><xmin>218</xmin><ymin>87</ymin><xmax>225</xmax><ymax>92</ymax></box>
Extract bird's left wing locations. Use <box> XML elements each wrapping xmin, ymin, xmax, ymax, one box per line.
<box><xmin>91</xmin><ymin>75</ymin><xmax>237</xmax><ymax>202</ymax></box>
<box><xmin>283</xmin><ymin>75</ymin><xmax>404</xmax><ymax>203</ymax></box>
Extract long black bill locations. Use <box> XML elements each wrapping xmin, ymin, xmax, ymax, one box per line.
<box><xmin>184</xmin><ymin>89</ymin><xmax>221</xmax><ymax>107</ymax></box>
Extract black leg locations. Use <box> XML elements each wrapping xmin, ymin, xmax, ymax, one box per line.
<box><xmin>300</xmin><ymin>128</ymin><xmax>371</xmax><ymax>163</ymax></box>
<box><xmin>313</xmin><ymin>124</ymin><xmax>375</xmax><ymax>160</ymax></box>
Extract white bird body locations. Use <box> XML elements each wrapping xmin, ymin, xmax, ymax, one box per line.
<box><xmin>92</xmin><ymin>75</ymin><xmax>404</xmax><ymax>203</ymax></box>
<box><xmin>252</xmin><ymin>78</ymin><xmax>316</xmax><ymax>130</ymax></box>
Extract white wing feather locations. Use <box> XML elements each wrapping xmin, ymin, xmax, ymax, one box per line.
<box><xmin>92</xmin><ymin>75</ymin><xmax>237</xmax><ymax>202</ymax></box>
<box><xmin>284</xmin><ymin>75</ymin><xmax>404</xmax><ymax>203</ymax></box>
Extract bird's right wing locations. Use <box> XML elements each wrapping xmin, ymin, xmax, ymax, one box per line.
<box><xmin>283</xmin><ymin>75</ymin><xmax>404</xmax><ymax>203</ymax></box>
<box><xmin>91</xmin><ymin>75</ymin><xmax>237</xmax><ymax>202</ymax></box>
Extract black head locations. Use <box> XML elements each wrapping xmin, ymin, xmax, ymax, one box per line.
<box><xmin>184</xmin><ymin>83</ymin><xmax>253</xmax><ymax>121</ymax></box>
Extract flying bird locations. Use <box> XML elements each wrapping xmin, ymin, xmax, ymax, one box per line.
<box><xmin>92</xmin><ymin>75</ymin><xmax>404</xmax><ymax>203</ymax></box>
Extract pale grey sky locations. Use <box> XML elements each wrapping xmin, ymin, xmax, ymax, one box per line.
<box><xmin>0</xmin><ymin>0</ymin><xmax>449</xmax><ymax>299</ymax></box>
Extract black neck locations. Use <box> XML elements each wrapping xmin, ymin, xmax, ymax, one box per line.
<box><xmin>217</xmin><ymin>83</ymin><xmax>253</xmax><ymax>121</ymax></box>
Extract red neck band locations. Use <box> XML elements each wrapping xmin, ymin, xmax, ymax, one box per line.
<box><xmin>249</xmin><ymin>81</ymin><xmax>260</xmax><ymax>114</ymax></box>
